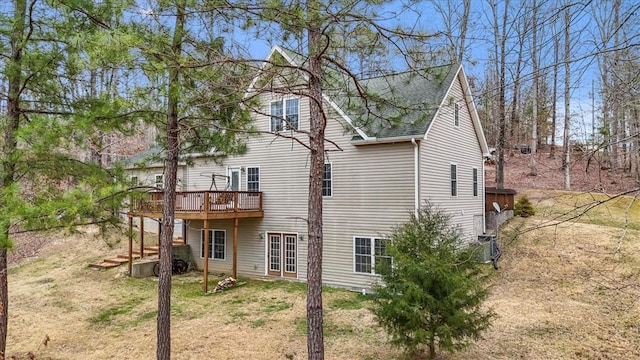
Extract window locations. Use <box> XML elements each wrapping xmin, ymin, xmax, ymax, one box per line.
<box><xmin>130</xmin><ymin>175</ymin><xmax>139</xmax><ymax>186</ymax></box>
<box><xmin>246</xmin><ymin>167</ymin><xmax>260</xmax><ymax>192</ymax></box>
<box><xmin>154</xmin><ymin>174</ymin><xmax>164</xmax><ymax>189</ymax></box>
<box><xmin>322</xmin><ymin>163</ymin><xmax>332</xmax><ymax>197</ymax></box>
<box><xmin>472</xmin><ymin>168</ymin><xmax>478</xmax><ymax>197</ymax></box>
<box><xmin>354</xmin><ymin>237</ymin><xmax>391</xmax><ymax>274</ymax></box>
<box><xmin>200</xmin><ymin>229</ymin><xmax>226</xmax><ymax>260</ymax></box>
<box><xmin>270</xmin><ymin>101</ymin><xmax>283</xmax><ymax>132</ymax></box>
<box><xmin>270</xmin><ymin>98</ymin><xmax>299</xmax><ymax>132</ymax></box>
<box><xmin>454</xmin><ymin>103</ymin><xmax>459</xmax><ymax>127</ymax></box>
<box><xmin>450</xmin><ymin>164</ymin><xmax>457</xmax><ymax>197</ymax></box>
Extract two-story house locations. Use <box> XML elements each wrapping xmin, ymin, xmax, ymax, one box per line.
<box><xmin>126</xmin><ymin>46</ymin><xmax>490</xmax><ymax>291</ymax></box>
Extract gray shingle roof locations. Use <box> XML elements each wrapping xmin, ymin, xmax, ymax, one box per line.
<box><xmin>278</xmin><ymin>47</ymin><xmax>460</xmax><ymax>139</ymax></box>
<box><xmin>339</xmin><ymin>64</ymin><xmax>459</xmax><ymax>139</ymax></box>
<box><xmin>121</xmin><ymin>145</ymin><xmax>165</xmax><ymax>168</ymax></box>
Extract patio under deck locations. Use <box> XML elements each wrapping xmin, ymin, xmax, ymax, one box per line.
<box><xmin>128</xmin><ymin>190</ymin><xmax>263</xmax><ymax>292</ymax></box>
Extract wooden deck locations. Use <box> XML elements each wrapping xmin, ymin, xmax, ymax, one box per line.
<box><xmin>130</xmin><ymin>190</ymin><xmax>264</xmax><ymax>219</ymax></box>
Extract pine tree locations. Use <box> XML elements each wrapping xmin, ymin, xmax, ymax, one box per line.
<box><xmin>372</xmin><ymin>204</ymin><xmax>495</xmax><ymax>359</ymax></box>
<box><xmin>0</xmin><ymin>1</ymin><xmax>134</xmax><ymax>355</ymax></box>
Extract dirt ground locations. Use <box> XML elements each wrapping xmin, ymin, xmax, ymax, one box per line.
<box><xmin>6</xmin><ymin>210</ymin><xmax>640</xmax><ymax>359</ymax></box>
<box><xmin>485</xmin><ymin>147</ymin><xmax>639</xmax><ymax>194</ymax></box>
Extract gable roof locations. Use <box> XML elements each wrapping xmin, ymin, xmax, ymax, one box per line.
<box><xmin>335</xmin><ymin>63</ymin><xmax>459</xmax><ymax>139</ymax></box>
<box><xmin>246</xmin><ymin>45</ymin><xmax>371</xmax><ymax>140</ymax></box>
<box><xmin>266</xmin><ymin>47</ymin><xmax>459</xmax><ymax>139</ymax></box>
<box><xmin>257</xmin><ymin>46</ymin><xmax>488</xmax><ymax>155</ymax></box>
<box><xmin>127</xmin><ymin>46</ymin><xmax>489</xmax><ymax>166</ymax></box>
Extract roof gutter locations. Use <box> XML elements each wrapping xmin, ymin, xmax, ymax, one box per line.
<box><xmin>351</xmin><ymin>135</ymin><xmax>421</xmax><ymax>146</ymax></box>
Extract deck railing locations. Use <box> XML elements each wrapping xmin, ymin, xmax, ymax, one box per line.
<box><xmin>132</xmin><ymin>191</ymin><xmax>263</xmax><ymax>215</ymax></box>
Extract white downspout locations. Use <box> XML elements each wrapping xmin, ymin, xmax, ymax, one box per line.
<box><xmin>482</xmin><ymin>156</ymin><xmax>487</xmax><ymax>234</ymax></box>
<box><xmin>411</xmin><ymin>138</ymin><xmax>419</xmax><ymax>213</ymax></box>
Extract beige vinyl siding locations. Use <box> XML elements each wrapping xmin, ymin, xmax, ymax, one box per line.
<box><xmin>178</xmin><ymin>91</ymin><xmax>416</xmax><ymax>290</ymax></box>
<box><xmin>420</xmin><ymin>72</ymin><xmax>485</xmax><ymax>242</ymax></box>
<box><xmin>185</xmin><ymin>219</ymin><xmax>265</xmax><ymax>276</ymax></box>
<box><xmin>321</xmin><ymin>142</ymin><xmax>415</xmax><ymax>289</ymax></box>
<box><xmin>130</xmin><ymin>73</ymin><xmax>484</xmax><ymax>290</ymax></box>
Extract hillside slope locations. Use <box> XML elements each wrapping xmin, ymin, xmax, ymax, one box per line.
<box><xmin>485</xmin><ymin>147</ymin><xmax>639</xmax><ymax>194</ymax></box>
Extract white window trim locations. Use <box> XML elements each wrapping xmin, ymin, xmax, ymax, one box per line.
<box><xmin>154</xmin><ymin>174</ymin><xmax>164</xmax><ymax>189</ymax></box>
<box><xmin>200</xmin><ymin>229</ymin><xmax>226</xmax><ymax>261</ymax></box>
<box><xmin>322</xmin><ymin>162</ymin><xmax>333</xmax><ymax>198</ymax></box>
<box><xmin>472</xmin><ymin>167</ymin><xmax>479</xmax><ymax>197</ymax></box>
<box><xmin>130</xmin><ymin>175</ymin><xmax>139</xmax><ymax>186</ymax></box>
<box><xmin>352</xmin><ymin>236</ymin><xmax>390</xmax><ymax>275</ymax></box>
<box><xmin>270</xmin><ymin>97</ymin><xmax>300</xmax><ymax>132</ymax></box>
<box><xmin>450</xmin><ymin>163</ymin><xmax>458</xmax><ymax>197</ymax></box>
<box><xmin>263</xmin><ymin>231</ymin><xmax>299</xmax><ymax>279</ymax></box>
<box><xmin>245</xmin><ymin>166</ymin><xmax>261</xmax><ymax>192</ymax></box>
<box><xmin>227</xmin><ymin>166</ymin><xmax>241</xmax><ymax>191</ymax></box>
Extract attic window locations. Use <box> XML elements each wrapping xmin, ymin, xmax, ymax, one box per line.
<box><xmin>270</xmin><ymin>99</ymin><xmax>299</xmax><ymax>132</ymax></box>
<box><xmin>454</xmin><ymin>103</ymin><xmax>460</xmax><ymax>127</ymax></box>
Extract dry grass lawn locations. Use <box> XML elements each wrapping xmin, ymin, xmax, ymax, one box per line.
<box><xmin>6</xmin><ymin>191</ymin><xmax>640</xmax><ymax>359</ymax></box>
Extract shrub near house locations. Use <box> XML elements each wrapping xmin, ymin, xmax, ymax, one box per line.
<box><xmin>371</xmin><ymin>204</ymin><xmax>495</xmax><ymax>360</ymax></box>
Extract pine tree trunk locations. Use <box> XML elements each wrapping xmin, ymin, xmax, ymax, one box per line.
<box><xmin>0</xmin><ymin>0</ymin><xmax>27</xmax><ymax>357</ymax></box>
<box><xmin>0</xmin><ymin>248</ymin><xmax>6</xmax><ymax>360</ymax></box>
<box><xmin>157</xmin><ymin>4</ymin><xmax>185</xmax><ymax>360</ymax></box>
<box><xmin>306</xmin><ymin>1</ymin><xmax>325</xmax><ymax>358</ymax></box>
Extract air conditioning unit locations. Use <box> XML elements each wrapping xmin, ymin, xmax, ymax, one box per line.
<box><xmin>473</xmin><ymin>235</ymin><xmax>497</xmax><ymax>263</ymax></box>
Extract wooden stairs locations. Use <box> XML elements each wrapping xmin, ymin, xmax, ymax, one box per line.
<box><xmin>90</xmin><ymin>247</ymin><xmax>159</xmax><ymax>269</ymax></box>
<box><xmin>89</xmin><ymin>241</ymin><xmax>185</xmax><ymax>270</ymax></box>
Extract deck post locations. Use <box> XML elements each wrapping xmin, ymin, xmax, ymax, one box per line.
<box><xmin>203</xmin><ymin>192</ymin><xmax>209</xmax><ymax>215</ymax></box>
<box><xmin>128</xmin><ymin>215</ymin><xmax>133</xmax><ymax>276</ymax></box>
<box><xmin>233</xmin><ymin>217</ymin><xmax>238</xmax><ymax>278</ymax></box>
<box><xmin>203</xmin><ymin>219</ymin><xmax>209</xmax><ymax>293</ymax></box>
<box><xmin>139</xmin><ymin>216</ymin><xmax>144</xmax><ymax>259</ymax></box>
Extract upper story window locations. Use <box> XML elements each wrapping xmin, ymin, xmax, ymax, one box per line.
<box><xmin>130</xmin><ymin>175</ymin><xmax>139</xmax><ymax>186</ymax></box>
<box><xmin>450</xmin><ymin>164</ymin><xmax>457</xmax><ymax>197</ymax></box>
<box><xmin>454</xmin><ymin>103</ymin><xmax>460</xmax><ymax>127</ymax></box>
<box><xmin>322</xmin><ymin>163</ymin><xmax>332</xmax><ymax>197</ymax></box>
<box><xmin>270</xmin><ymin>98</ymin><xmax>299</xmax><ymax>132</ymax></box>
<box><xmin>246</xmin><ymin>167</ymin><xmax>260</xmax><ymax>192</ymax></box>
<box><xmin>154</xmin><ymin>174</ymin><xmax>164</xmax><ymax>189</ymax></box>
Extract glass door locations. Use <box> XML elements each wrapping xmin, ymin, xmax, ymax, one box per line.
<box><xmin>267</xmin><ymin>233</ymin><xmax>297</xmax><ymax>278</ymax></box>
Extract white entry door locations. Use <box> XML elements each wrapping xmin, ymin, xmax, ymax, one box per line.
<box><xmin>228</xmin><ymin>168</ymin><xmax>240</xmax><ymax>191</ymax></box>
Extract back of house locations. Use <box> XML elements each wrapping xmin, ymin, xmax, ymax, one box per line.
<box><xmin>125</xmin><ymin>46</ymin><xmax>489</xmax><ymax>291</ymax></box>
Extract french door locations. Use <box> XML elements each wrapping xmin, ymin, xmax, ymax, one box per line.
<box><xmin>267</xmin><ymin>233</ymin><xmax>297</xmax><ymax>278</ymax></box>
